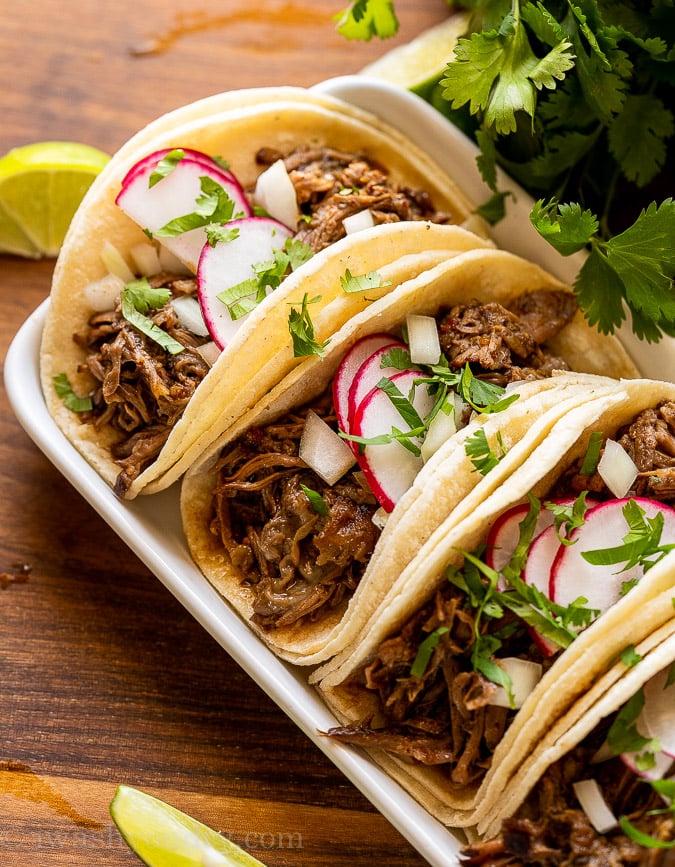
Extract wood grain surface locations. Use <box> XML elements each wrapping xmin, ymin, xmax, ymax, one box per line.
<box><xmin>0</xmin><ymin>1</ymin><xmax>453</xmax><ymax>865</ymax></box>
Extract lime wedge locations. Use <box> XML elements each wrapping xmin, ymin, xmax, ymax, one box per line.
<box><xmin>0</xmin><ymin>141</ymin><xmax>109</xmax><ymax>258</ymax></box>
<box><xmin>110</xmin><ymin>785</ymin><xmax>267</xmax><ymax>867</ymax></box>
<box><xmin>360</xmin><ymin>12</ymin><xmax>470</xmax><ymax>95</ymax></box>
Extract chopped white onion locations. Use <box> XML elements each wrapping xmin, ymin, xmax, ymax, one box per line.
<box><xmin>488</xmin><ymin>657</ymin><xmax>543</xmax><ymax>709</ymax></box>
<box><xmin>343</xmin><ymin>209</ymin><xmax>375</xmax><ymax>235</ymax></box>
<box><xmin>407</xmin><ymin>313</ymin><xmax>441</xmax><ymax>365</ymax></box>
<box><xmin>100</xmin><ymin>241</ymin><xmax>135</xmax><ymax>283</ymax></box>
<box><xmin>254</xmin><ymin>159</ymin><xmax>298</xmax><ymax>230</ymax></box>
<box><xmin>171</xmin><ymin>295</ymin><xmax>210</xmax><ymax>337</ymax></box>
<box><xmin>421</xmin><ymin>401</ymin><xmax>458</xmax><ymax>462</ymax></box>
<box><xmin>299</xmin><ymin>410</ymin><xmax>356</xmax><ymax>486</ymax></box>
<box><xmin>129</xmin><ymin>241</ymin><xmax>162</xmax><ymax>276</ymax></box>
<box><xmin>597</xmin><ymin>439</ymin><xmax>638</xmax><ymax>498</ymax></box>
<box><xmin>371</xmin><ymin>507</ymin><xmax>389</xmax><ymax>530</ymax></box>
<box><xmin>158</xmin><ymin>243</ymin><xmax>192</xmax><ymax>275</ymax></box>
<box><xmin>572</xmin><ymin>779</ymin><xmax>618</xmax><ymax>834</ymax></box>
<box><xmin>195</xmin><ymin>341</ymin><xmax>221</xmax><ymax>367</ymax></box>
<box><xmin>83</xmin><ymin>273</ymin><xmax>126</xmax><ymax>312</ymax></box>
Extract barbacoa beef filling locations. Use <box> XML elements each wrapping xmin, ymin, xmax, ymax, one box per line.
<box><xmin>74</xmin><ymin>274</ymin><xmax>211</xmax><ymax>496</ymax></box>
<box><xmin>553</xmin><ymin>401</ymin><xmax>675</xmax><ymax>504</ymax></box>
<box><xmin>461</xmin><ymin>725</ymin><xmax>675</xmax><ymax>865</ymax></box>
<box><xmin>255</xmin><ymin>145</ymin><xmax>452</xmax><ymax>252</ymax></box>
<box><xmin>327</xmin><ymin>582</ymin><xmax>553</xmax><ymax>788</ymax></box>
<box><xmin>437</xmin><ymin>289</ymin><xmax>578</xmax><ymax>385</ymax></box>
<box><xmin>208</xmin><ymin>393</ymin><xmax>380</xmax><ymax>630</ymax></box>
<box><xmin>74</xmin><ymin>145</ymin><xmax>451</xmax><ymax>494</ymax></box>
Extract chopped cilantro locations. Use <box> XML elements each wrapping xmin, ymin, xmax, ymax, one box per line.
<box><xmin>619</xmin><ymin>645</ymin><xmax>642</xmax><ymax>668</ymax></box>
<box><xmin>120</xmin><ymin>279</ymin><xmax>184</xmax><ymax>355</ymax></box>
<box><xmin>464</xmin><ymin>428</ymin><xmax>507</xmax><ymax>475</ymax></box>
<box><xmin>410</xmin><ymin>627</ymin><xmax>449</xmax><ymax>678</ymax></box>
<box><xmin>579</xmin><ymin>431</ymin><xmax>604</xmax><ymax>476</ymax></box>
<box><xmin>581</xmin><ymin>499</ymin><xmax>675</xmax><ymax>573</ymax></box>
<box><xmin>288</xmin><ymin>293</ymin><xmax>330</xmax><ymax>358</ymax></box>
<box><xmin>148</xmin><ymin>148</ymin><xmax>185</xmax><ymax>188</ymax></box>
<box><xmin>153</xmin><ymin>175</ymin><xmax>242</xmax><ymax>238</ymax></box>
<box><xmin>301</xmin><ymin>484</ymin><xmax>328</xmax><ymax>516</ymax></box>
<box><xmin>53</xmin><ymin>373</ymin><xmax>93</xmax><ymax>412</ymax></box>
<box><xmin>339</xmin><ymin>268</ymin><xmax>392</xmax><ymax>294</ymax></box>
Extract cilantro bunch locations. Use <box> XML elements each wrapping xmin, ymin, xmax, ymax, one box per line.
<box><xmin>336</xmin><ymin>0</ymin><xmax>675</xmax><ymax>341</ymax></box>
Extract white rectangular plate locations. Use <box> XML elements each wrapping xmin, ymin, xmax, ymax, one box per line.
<box><xmin>6</xmin><ymin>75</ymin><xmax>674</xmax><ymax>867</ymax></box>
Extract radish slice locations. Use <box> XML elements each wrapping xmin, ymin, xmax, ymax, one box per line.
<box><xmin>620</xmin><ymin>748</ymin><xmax>675</xmax><ymax>781</ymax></box>
<box><xmin>120</xmin><ymin>147</ymin><xmax>238</xmax><ymax>187</ymax></box>
<box><xmin>347</xmin><ymin>341</ymin><xmax>409</xmax><ymax>427</ymax></box>
<box><xmin>421</xmin><ymin>395</ymin><xmax>461</xmax><ymax>462</ymax></box>
<box><xmin>550</xmin><ymin>497</ymin><xmax>675</xmax><ymax>615</ymax></box>
<box><xmin>639</xmin><ymin>666</ymin><xmax>675</xmax><ymax>758</ymax></box>
<box><xmin>299</xmin><ymin>410</ymin><xmax>356</xmax><ymax>486</ymax></box>
<box><xmin>332</xmin><ymin>334</ymin><xmax>400</xmax><ymax>435</ymax></box>
<box><xmin>485</xmin><ymin>504</ymin><xmax>533</xmax><ymax>575</ymax></box>
<box><xmin>487</xmin><ymin>657</ymin><xmax>543</xmax><ymax>709</ymax></box>
<box><xmin>116</xmin><ymin>156</ymin><xmax>252</xmax><ymax>272</ymax></box>
<box><xmin>253</xmin><ymin>159</ymin><xmax>298</xmax><ymax>230</ymax></box>
<box><xmin>197</xmin><ymin>216</ymin><xmax>293</xmax><ymax>349</ymax></box>
<box><xmin>572</xmin><ymin>780</ymin><xmax>618</xmax><ymax>833</ymax></box>
<box><xmin>351</xmin><ymin>369</ymin><xmax>436</xmax><ymax>512</ymax></box>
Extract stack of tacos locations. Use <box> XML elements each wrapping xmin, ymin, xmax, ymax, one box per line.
<box><xmin>314</xmin><ymin>377</ymin><xmax>675</xmax><ymax>861</ymax></box>
<box><xmin>40</xmin><ymin>86</ymin><xmax>486</xmax><ymax>498</ymax></box>
<box><xmin>180</xmin><ymin>246</ymin><xmax>637</xmax><ymax>666</ymax></box>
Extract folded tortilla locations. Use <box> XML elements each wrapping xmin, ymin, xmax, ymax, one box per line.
<box><xmin>40</xmin><ymin>86</ymin><xmax>484</xmax><ymax>498</ymax></box>
<box><xmin>180</xmin><ymin>247</ymin><xmax>639</xmax><ymax>666</ymax></box>
<box><xmin>316</xmin><ymin>377</ymin><xmax>675</xmax><ymax>829</ymax></box>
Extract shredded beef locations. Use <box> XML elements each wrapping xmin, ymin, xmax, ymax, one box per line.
<box><xmin>461</xmin><ymin>733</ymin><xmax>675</xmax><ymax>865</ymax></box>
<box><xmin>325</xmin><ymin>582</ymin><xmax>545</xmax><ymax>788</ymax></box>
<box><xmin>73</xmin><ymin>274</ymin><xmax>210</xmax><ymax>496</ymax></box>
<box><xmin>553</xmin><ymin>402</ymin><xmax>675</xmax><ymax>504</ymax></box>
<box><xmin>255</xmin><ymin>145</ymin><xmax>451</xmax><ymax>252</ymax></box>
<box><xmin>437</xmin><ymin>290</ymin><xmax>577</xmax><ymax>384</ymax></box>
<box><xmin>208</xmin><ymin>393</ymin><xmax>380</xmax><ymax>630</ymax></box>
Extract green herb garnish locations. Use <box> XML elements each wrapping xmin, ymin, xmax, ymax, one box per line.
<box><xmin>464</xmin><ymin>428</ymin><xmax>507</xmax><ymax>475</ymax></box>
<box><xmin>153</xmin><ymin>175</ymin><xmax>242</xmax><ymax>238</ymax></box>
<box><xmin>120</xmin><ymin>279</ymin><xmax>184</xmax><ymax>355</ymax></box>
<box><xmin>339</xmin><ymin>268</ymin><xmax>392</xmax><ymax>294</ymax></box>
<box><xmin>410</xmin><ymin>627</ymin><xmax>449</xmax><ymax>678</ymax></box>
<box><xmin>148</xmin><ymin>148</ymin><xmax>185</xmax><ymax>188</ymax></box>
<box><xmin>53</xmin><ymin>373</ymin><xmax>93</xmax><ymax>412</ymax></box>
<box><xmin>579</xmin><ymin>432</ymin><xmax>604</xmax><ymax>476</ymax></box>
<box><xmin>301</xmin><ymin>484</ymin><xmax>329</xmax><ymax>516</ymax></box>
<box><xmin>288</xmin><ymin>293</ymin><xmax>330</xmax><ymax>358</ymax></box>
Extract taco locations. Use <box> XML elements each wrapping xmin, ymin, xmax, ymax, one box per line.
<box><xmin>180</xmin><ymin>247</ymin><xmax>638</xmax><ymax>666</ymax></box>
<box><xmin>317</xmin><ymin>377</ymin><xmax>675</xmax><ymax>830</ymax></box>
<box><xmin>461</xmin><ymin>618</ymin><xmax>675</xmax><ymax>860</ymax></box>
<box><xmin>39</xmin><ymin>86</ymin><xmax>484</xmax><ymax>498</ymax></box>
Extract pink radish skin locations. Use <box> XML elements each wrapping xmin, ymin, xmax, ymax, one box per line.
<box><xmin>351</xmin><ymin>369</ymin><xmax>436</xmax><ymax>512</ymax></box>
<box><xmin>116</xmin><ymin>156</ymin><xmax>252</xmax><ymax>272</ymax></box>
<box><xmin>347</xmin><ymin>341</ymin><xmax>409</xmax><ymax>426</ymax></box>
<box><xmin>197</xmin><ymin>216</ymin><xmax>293</xmax><ymax>349</ymax></box>
<box><xmin>332</xmin><ymin>334</ymin><xmax>400</xmax><ymax>435</ymax></box>
<box><xmin>550</xmin><ymin>497</ymin><xmax>675</xmax><ymax>615</ymax></box>
<box><xmin>119</xmin><ymin>148</ymin><xmax>238</xmax><ymax>188</ymax></box>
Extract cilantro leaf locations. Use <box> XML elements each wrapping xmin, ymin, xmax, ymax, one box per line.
<box><xmin>149</xmin><ymin>148</ymin><xmax>185</xmax><ymax>188</ymax></box>
<box><xmin>410</xmin><ymin>627</ymin><xmax>449</xmax><ymax>678</ymax></box>
<box><xmin>120</xmin><ymin>279</ymin><xmax>184</xmax><ymax>355</ymax></box>
<box><xmin>464</xmin><ymin>428</ymin><xmax>506</xmax><ymax>475</ymax></box>
<box><xmin>608</xmin><ymin>94</ymin><xmax>674</xmax><ymax>187</ymax></box>
<box><xmin>333</xmin><ymin>0</ymin><xmax>398</xmax><ymax>40</ymax></box>
<box><xmin>340</xmin><ymin>268</ymin><xmax>392</xmax><ymax>294</ymax></box>
<box><xmin>154</xmin><ymin>176</ymin><xmax>240</xmax><ymax>238</ymax></box>
<box><xmin>301</xmin><ymin>484</ymin><xmax>329</xmax><ymax>516</ymax></box>
<box><xmin>288</xmin><ymin>294</ymin><xmax>329</xmax><ymax>358</ymax></box>
<box><xmin>441</xmin><ymin>4</ymin><xmax>574</xmax><ymax>136</ymax></box>
<box><xmin>53</xmin><ymin>373</ymin><xmax>93</xmax><ymax>412</ymax></box>
<box><xmin>530</xmin><ymin>198</ymin><xmax>598</xmax><ymax>255</ymax></box>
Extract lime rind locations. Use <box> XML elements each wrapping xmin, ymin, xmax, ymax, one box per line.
<box><xmin>0</xmin><ymin>141</ymin><xmax>109</xmax><ymax>258</ymax></box>
<box><xmin>360</xmin><ymin>12</ymin><xmax>470</xmax><ymax>93</ymax></box>
<box><xmin>110</xmin><ymin>785</ymin><xmax>267</xmax><ymax>867</ymax></box>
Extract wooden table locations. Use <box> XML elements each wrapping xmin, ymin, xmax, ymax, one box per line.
<box><xmin>0</xmin><ymin>1</ymin><xmax>453</xmax><ymax>864</ymax></box>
